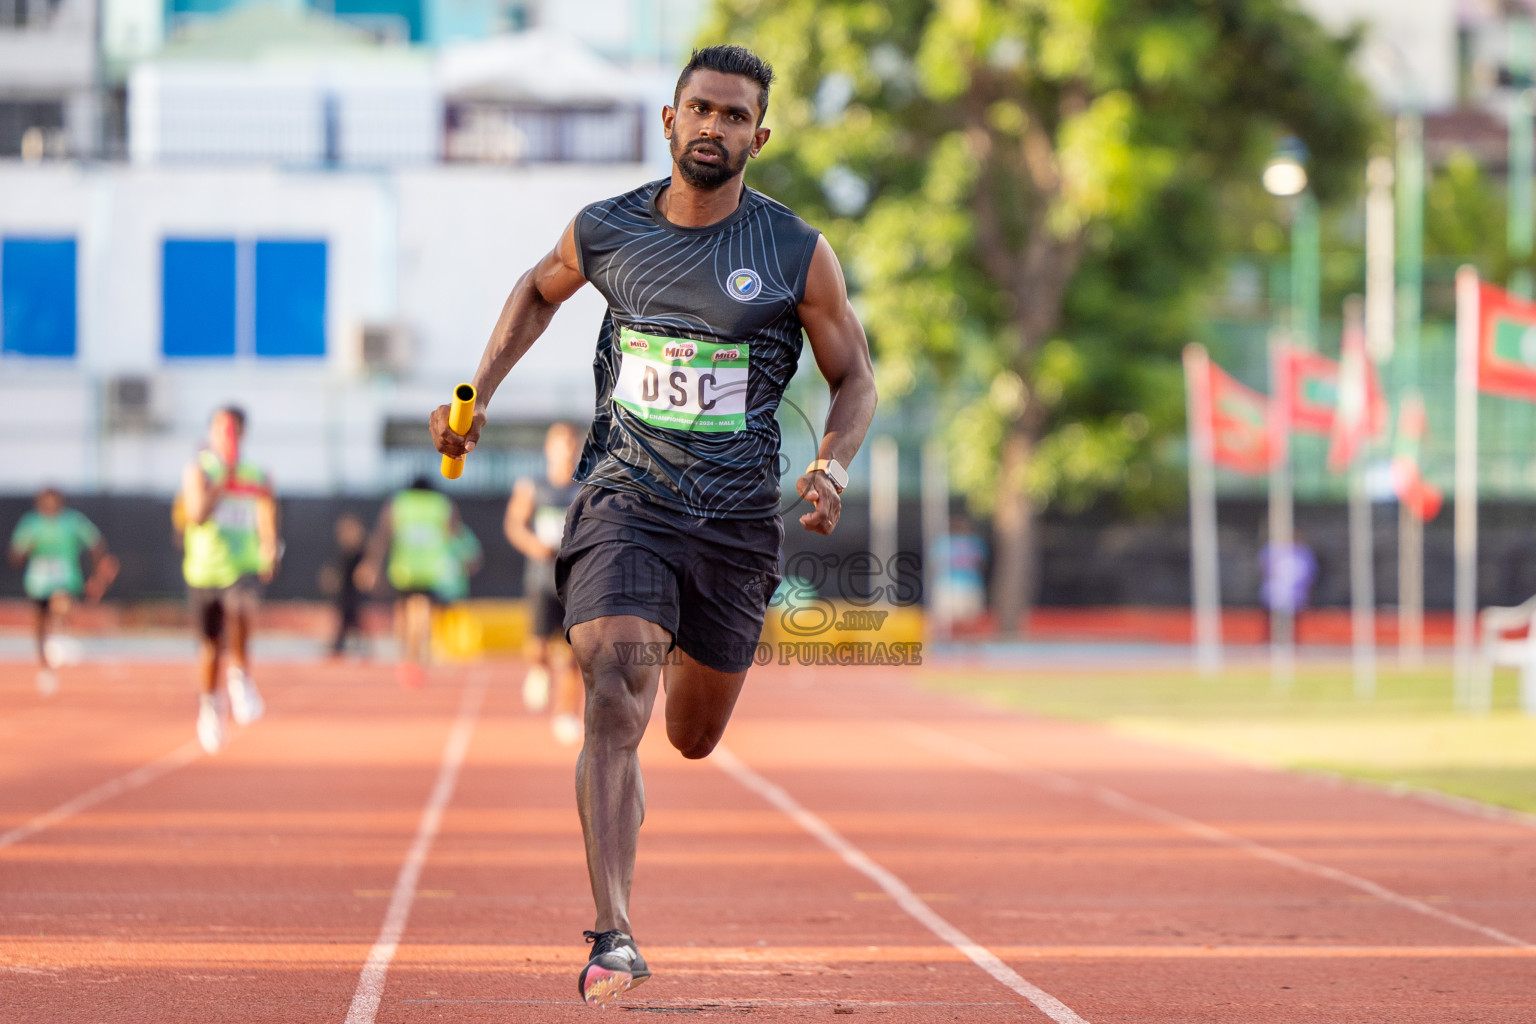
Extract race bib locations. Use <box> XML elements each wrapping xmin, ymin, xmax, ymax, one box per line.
<box><xmin>27</xmin><ymin>556</ymin><xmax>72</xmax><ymax>591</ymax></box>
<box><xmin>533</xmin><ymin>507</ymin><xmax>566</xmax><ymax>549</ymax></box>
<box><xmin>213</xmin><ymin>496</ymin><xmax>258</xmax><ymax>532</ymax></box>
<box><xmin>612</xmin><ymin>328</ymin><xmax>748</xmax><ymax>433</ymax></box>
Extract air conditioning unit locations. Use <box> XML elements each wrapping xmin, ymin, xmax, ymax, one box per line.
<box><xmin>353</xmin><ymin>322</ymin><xmax>413</xmax><ymax>376</ymax></box>
<box><xmin>105</xmin><ymin>375</ymin><xmax>164</xmax><ymax>431</ymax></box>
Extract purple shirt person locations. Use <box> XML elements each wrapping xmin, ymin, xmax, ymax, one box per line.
<box><xmin>1260</xmin><ymin>540</ymin><xmax>1317</xmax><ymax>614</ymax></box>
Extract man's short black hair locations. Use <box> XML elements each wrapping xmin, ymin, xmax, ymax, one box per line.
<box><xmin>216</xmin><ymin>405</ymin><xmax>247</xmax><ymax>431</ymax></box>
<box><xmin>409</xmin><ymin>474</ymin><xmax>434</xmax><ymax>492</ymax></box>
<box><xmin>674</xmin><ymin>45</ymin><xmax>775</xmax><ymax>125</ymax></box>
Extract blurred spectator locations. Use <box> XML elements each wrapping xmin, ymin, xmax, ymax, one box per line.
<box><xmin>1260</xmin><ymin>533</ymin><xmax>1318</xmax><ymax>641</ymax></box>
<box><xmin>320</xmin><ymin>513</ymin><xmax>368</xmax><ymax>658</ymax></box>
<box><xmin>933</xmin><ymin>513</ymin><xmax>988</xmax><ymax>627</ymax></box>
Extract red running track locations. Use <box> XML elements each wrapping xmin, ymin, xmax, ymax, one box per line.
<box><xmin>2</xmin><ymin>655</ymin><xmax>1534</xmax><ymax>1022</ymax></box>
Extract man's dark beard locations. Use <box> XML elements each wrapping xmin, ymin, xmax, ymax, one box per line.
<box><xmin>673</xmin><ymin>137</ymin><xmax>745</xmax><ymax>190</ymax></box>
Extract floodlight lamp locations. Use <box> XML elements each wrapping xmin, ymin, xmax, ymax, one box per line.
<box><xmin>1262</xmin><ymin>157</ymin><xmax>1308</xmax><ymax>197</ymax></box>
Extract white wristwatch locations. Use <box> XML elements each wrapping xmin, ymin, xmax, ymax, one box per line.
<box><xmin>805</xmin><ymin>458</ymin><xmax>848</xmax><ymax>493</ymax></box>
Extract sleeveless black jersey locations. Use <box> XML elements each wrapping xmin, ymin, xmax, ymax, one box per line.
<box><xmin>572</xmin><ymin>178</ymin><xmax>822</xmax><ymax>519</ymax></box>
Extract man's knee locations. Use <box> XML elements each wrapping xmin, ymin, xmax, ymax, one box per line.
<box><xmin>669</xmin><ymin>728</ymin><xmax>720</xmax><ymax>760</ymax></box>
<box><xmin>583</xmin><ymin>667</ymin><xmax>652</xmax><ymax>745</ymax></box>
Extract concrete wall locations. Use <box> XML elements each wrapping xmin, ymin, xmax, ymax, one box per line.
<box><xmin>0</xmin><ymin>161</ymin><xmax>652</xmax><ymax>495</ymax></box>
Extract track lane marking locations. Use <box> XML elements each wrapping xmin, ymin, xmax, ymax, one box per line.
<box><xmin>0</xmin><ymin>740</ymin><xmax>202</xmax><ymax>850</ymax></box>
<box><xmin>712</xmin><ymin>745</ymin><xmax>1091</xmax><ymax>1024</ymax></box>
<box><xmin>901</xmin><ymin>724</ymin><xmax>1532</xmax><ymax>949</ymax></box>
<box><xmin>343</xmin><ymin>674</ymin><xmax>487</xmax><ymax>1024</ymax></box>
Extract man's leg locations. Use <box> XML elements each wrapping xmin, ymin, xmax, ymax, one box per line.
<box><xmin>225</xmin><ymin>587</ymin><xmax>266</xmax><ymax>725</ymax></box>
<box><xmin>194</xmin><ymin>594</ymin><xmax>227</xmax><ymax>753</ymax></box>
<box><xmin>661</xmin><ymin>651</ymin><xmax>749</xmax><ymax>760</ymax></box>
<box><xmin>569</xmin><ymin>614</ymin><xmax>670</xmax><ymax>935</ymax></box>
<box><xmin>32</xmin><ymin>599</ymin><xmax>49</xmax><ymax>668</ymax></box>
<box><xmin>197</xmin><ymin>595</ymin><xmax>224</xmax><ymax>695</ymax></box>
<box><xmin>227</xmin><ymin>602</ymin><xmax>250</xmax><ymax>677</ymax></box>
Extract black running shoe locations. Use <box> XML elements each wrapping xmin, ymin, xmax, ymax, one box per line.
<box><xmin>578</xmin><ymin>929</ymin><xmax>650</xmax><ymax>1007</ymax></box>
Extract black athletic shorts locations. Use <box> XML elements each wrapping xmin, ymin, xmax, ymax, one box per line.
<box><xmin>555</xmin><ymin>484</ymin><xmax>782</xmax><ymax>673</ymax></box>
<box><xmin>188</xmin><ymin>576</ymin><xmax>261</xmax><ymax>642</ymax></box>
<box><xmin>531</xmin><ymin>587</ymin><xmax>565</xmax><ymax>640</ymax></box>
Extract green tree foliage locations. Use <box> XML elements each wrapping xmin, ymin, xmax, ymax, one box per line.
<box><xmin>706</xmin><ymin>0</ymin><xmax>1376</xmax><ymax>630</ymax></box>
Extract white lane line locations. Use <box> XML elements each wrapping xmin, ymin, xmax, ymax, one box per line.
<box><xmin>901</xmin><ymin>724</ymin><xmax>1531</xmax><ymax>949</ymax></box>
<box><xmin>0</xmin><ymin>740</ymin><xmax>202</xmax><ymax>850</ymax></box>
<box><xmin>712</xmin><ymin>745</ymin><xmax>1091</xmax><ymax>1024</ymax></box>
<box><xmin>343</xmin><ymin>674</ymin><xmax>487</xmax><ymax>1024</ymax></box>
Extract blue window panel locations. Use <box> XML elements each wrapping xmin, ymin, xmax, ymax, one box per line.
<box><xmin>163</xmin><ymin>238</ymin><xmax>237</xmax><ymax>358</ymax></box>
<box><xmin>2</xmin><ymin>237</ymin><xmax>77</xmax><ymax>358</ymax></box>
<box><xmin>254</xmin><ymin>239</ymin><xmax>326</xmax><ymax>358</ymax></box>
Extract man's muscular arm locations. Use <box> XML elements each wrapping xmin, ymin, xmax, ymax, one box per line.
<box><xmin>795</xmin><ymin>235</ymin><xmax>878</xmax><ymax>536</ymax></box>
<box><xmin>431</xmin><ymin>219</ymin><xmax>588</xmax><ymax>456</ymax></box>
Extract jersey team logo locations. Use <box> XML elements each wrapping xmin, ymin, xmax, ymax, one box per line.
<box><xmin>725</xmin><ymin>268</ymin><xmax>762</xmax><ymax>302</ymax></box>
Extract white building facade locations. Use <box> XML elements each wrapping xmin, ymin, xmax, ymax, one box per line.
<box><xmin>0</xmin><ymin>161</ymin><xmax>647</xmax><ymax>495</ymax></box>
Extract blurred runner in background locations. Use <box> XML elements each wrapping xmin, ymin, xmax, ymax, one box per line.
<box><xmin>179</xmin><ymin>407</ymin><xmax>278</xmax><ymax>753</ymax></box>
<box><xmin>358</xmin><ymin>476</ymin><xmax>463</xmax><ymax>688</ymax></box>
<box><xmin>320</xmin><ymin>513</ymin><xmax>368</xmax><ymax>658</ymax></box>
<box><xmin>434</xmin><ymin>518</ymin><xmax>484</xmax><ymax>605</ymax></box>
<box><xmin>504</xmin><ymin>422</ymin><xmax>583</xmax><ymax>745</ymax></box>
<box><xmin>8</xmin><ymin>488</ymin><xmax>118</xmax><ymax>696</ymax></box>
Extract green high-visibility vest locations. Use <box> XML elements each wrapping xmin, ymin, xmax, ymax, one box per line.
<box><xmin>388</xmin><ymin>488</ymin><xmax>453</xmax><ymax>592</ymax></box>
<box><xmin>183</xmin><ymin>451</ymin><xmax>270</xmax><ymax>589</ymax></box>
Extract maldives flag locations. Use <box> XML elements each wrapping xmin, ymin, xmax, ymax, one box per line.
<box><xmin>1280</xmin><ymin>346</ymin><xmax>1340</xmax><ymax>435</ymax></box>
<box><xmin>1391</xmin><ymin>392</ymin><xmax>1443</xmax><ymax>521</ymax></box>
<box><xmin>1208</xmin><ymin>362</ymin><xmax>1272</xmax><ymax>474</ymax></box>
<box><xmin>1476</xmin><ymin>282</ymin><xmax>1536</xmax><ymax>402</ymax></box>
<box><xmin>1326</xmin><ymin>314</ymin><xmax>1388</xmax><ymax>472</ymax></box>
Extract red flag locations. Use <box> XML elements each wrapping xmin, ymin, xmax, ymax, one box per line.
<box><xmin>1327</xmin><ymin>312</ymin><xmax>1387</xmax><ymax>472</ymax></box>
<box><xmin>1281</xmin><ymin>346</ymin><xmax>1340</xmax><ymax>435</ymax></box>
<box><xmin>1391</xmin><ymin>393</ymin><xmax>1442</xmax><ymax>521</ymax></box>
<box><xmin>1476</xmin><ymin>282</ymin><xmax>1536</xmax><ymax>402</ymax></box>
<box><xmin>1207</xmin><ymin>361</ymin><xmax>1272</xmax><ymax>475</ymax></box>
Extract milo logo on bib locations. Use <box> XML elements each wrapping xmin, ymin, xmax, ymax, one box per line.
<box><xmin>613</xmin><ymin>327</ymin><xmax>749</xmax><ymax>433</ymax></box>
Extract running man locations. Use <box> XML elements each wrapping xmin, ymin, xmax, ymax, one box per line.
<box><xmin>356</xmin><ymin>475</ymin><xmax>464</xmax><ymax>688</ymax></box>
<box><xmin>504</xmin><ymin>421</ymin><xmax>583</xmax><ymax>745</ymax></box>
<box><xmin>180</xmin><ymin>406</ymin><xmax>278</xmax><ymax>754</ymax></box>
<box><xmin>430</xmin><ymin>45</ymin><xmax>877</xmax><ymax>1006</ymax></box>
<box><xmin>8</xmin><ymin>488</ymin><xmax>117</xmax><ymax>695</ymax></box>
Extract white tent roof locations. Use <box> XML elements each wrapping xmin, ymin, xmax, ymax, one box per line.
<box><xmin>438</xmin><ymin>30</ymin><xmax>644</xmax><ymax>105</ymax></box>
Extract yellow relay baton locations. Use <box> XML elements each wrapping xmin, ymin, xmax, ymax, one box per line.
<box><xmin>440</xmin><ymin>383</ymin><xmax>477</xmax><ymax>480</ymax></box>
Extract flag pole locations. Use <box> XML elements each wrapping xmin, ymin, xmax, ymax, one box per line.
<box><xmin>1184</xmin><ymin>344</ymin><xmax>1222</xmax><ymax>677</ymax></box>
<box><xmin>1344</xmin><ymin>296</ymin><xmax>1377</xmax><ymax>700</ymax></box>
<box><xmin>1397</xmin><ymin>113</ymin><xmax>1427</xmax><ymax>669</ymax></box>
<box><xmin>1453</xmin><ymin>267</ymin><xmax>1479</xmax><ymax>711</ymax></box>
<box><xmin>921</xmin><ymin>440</ymin><xmax>950</xmax><ymax>645</ymax></box>
<box><xmin>1267</xmin><ymin>329</ymin><xmax>1295</xmax><ymax>689</ymax></box>
<box><xmin>1399</xmin><ymin>499</ymin><xmax>1425</xmax><ymax>668</ymax></box>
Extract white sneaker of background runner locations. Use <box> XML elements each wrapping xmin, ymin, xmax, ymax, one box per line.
<box><xmin>43</xmin><ymin>635</ymin><xmax>83</xmax><ymax>668</ymax></box>
<box><xmin>227</xmin><ymin>667</ymin><xmax>265</xmax><ymax>726</ymax></box>
<box><xmin>197</xmin><ymin>694</ymin><xmax>226</xmax><ymax>754</ymax></box>
<box><xmin>522</xmin><ymin>666</ymin><xmax>550</xmax><ymax>712</ymax></box>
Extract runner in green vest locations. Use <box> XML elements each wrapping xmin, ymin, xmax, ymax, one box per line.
<box><xmin>357</xmin><ymin>476</ymin><xmax>466</xmax><ymax>689</ymax></box>
<box><xmin>8</xmin><ymin>487</ymin><xmax>118</xmax><ymax>696</ymax></box>
<box><xmin>179</xmin><ymin>406</ymin><xmax>279</xmax><ymax>754</ymax></box>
